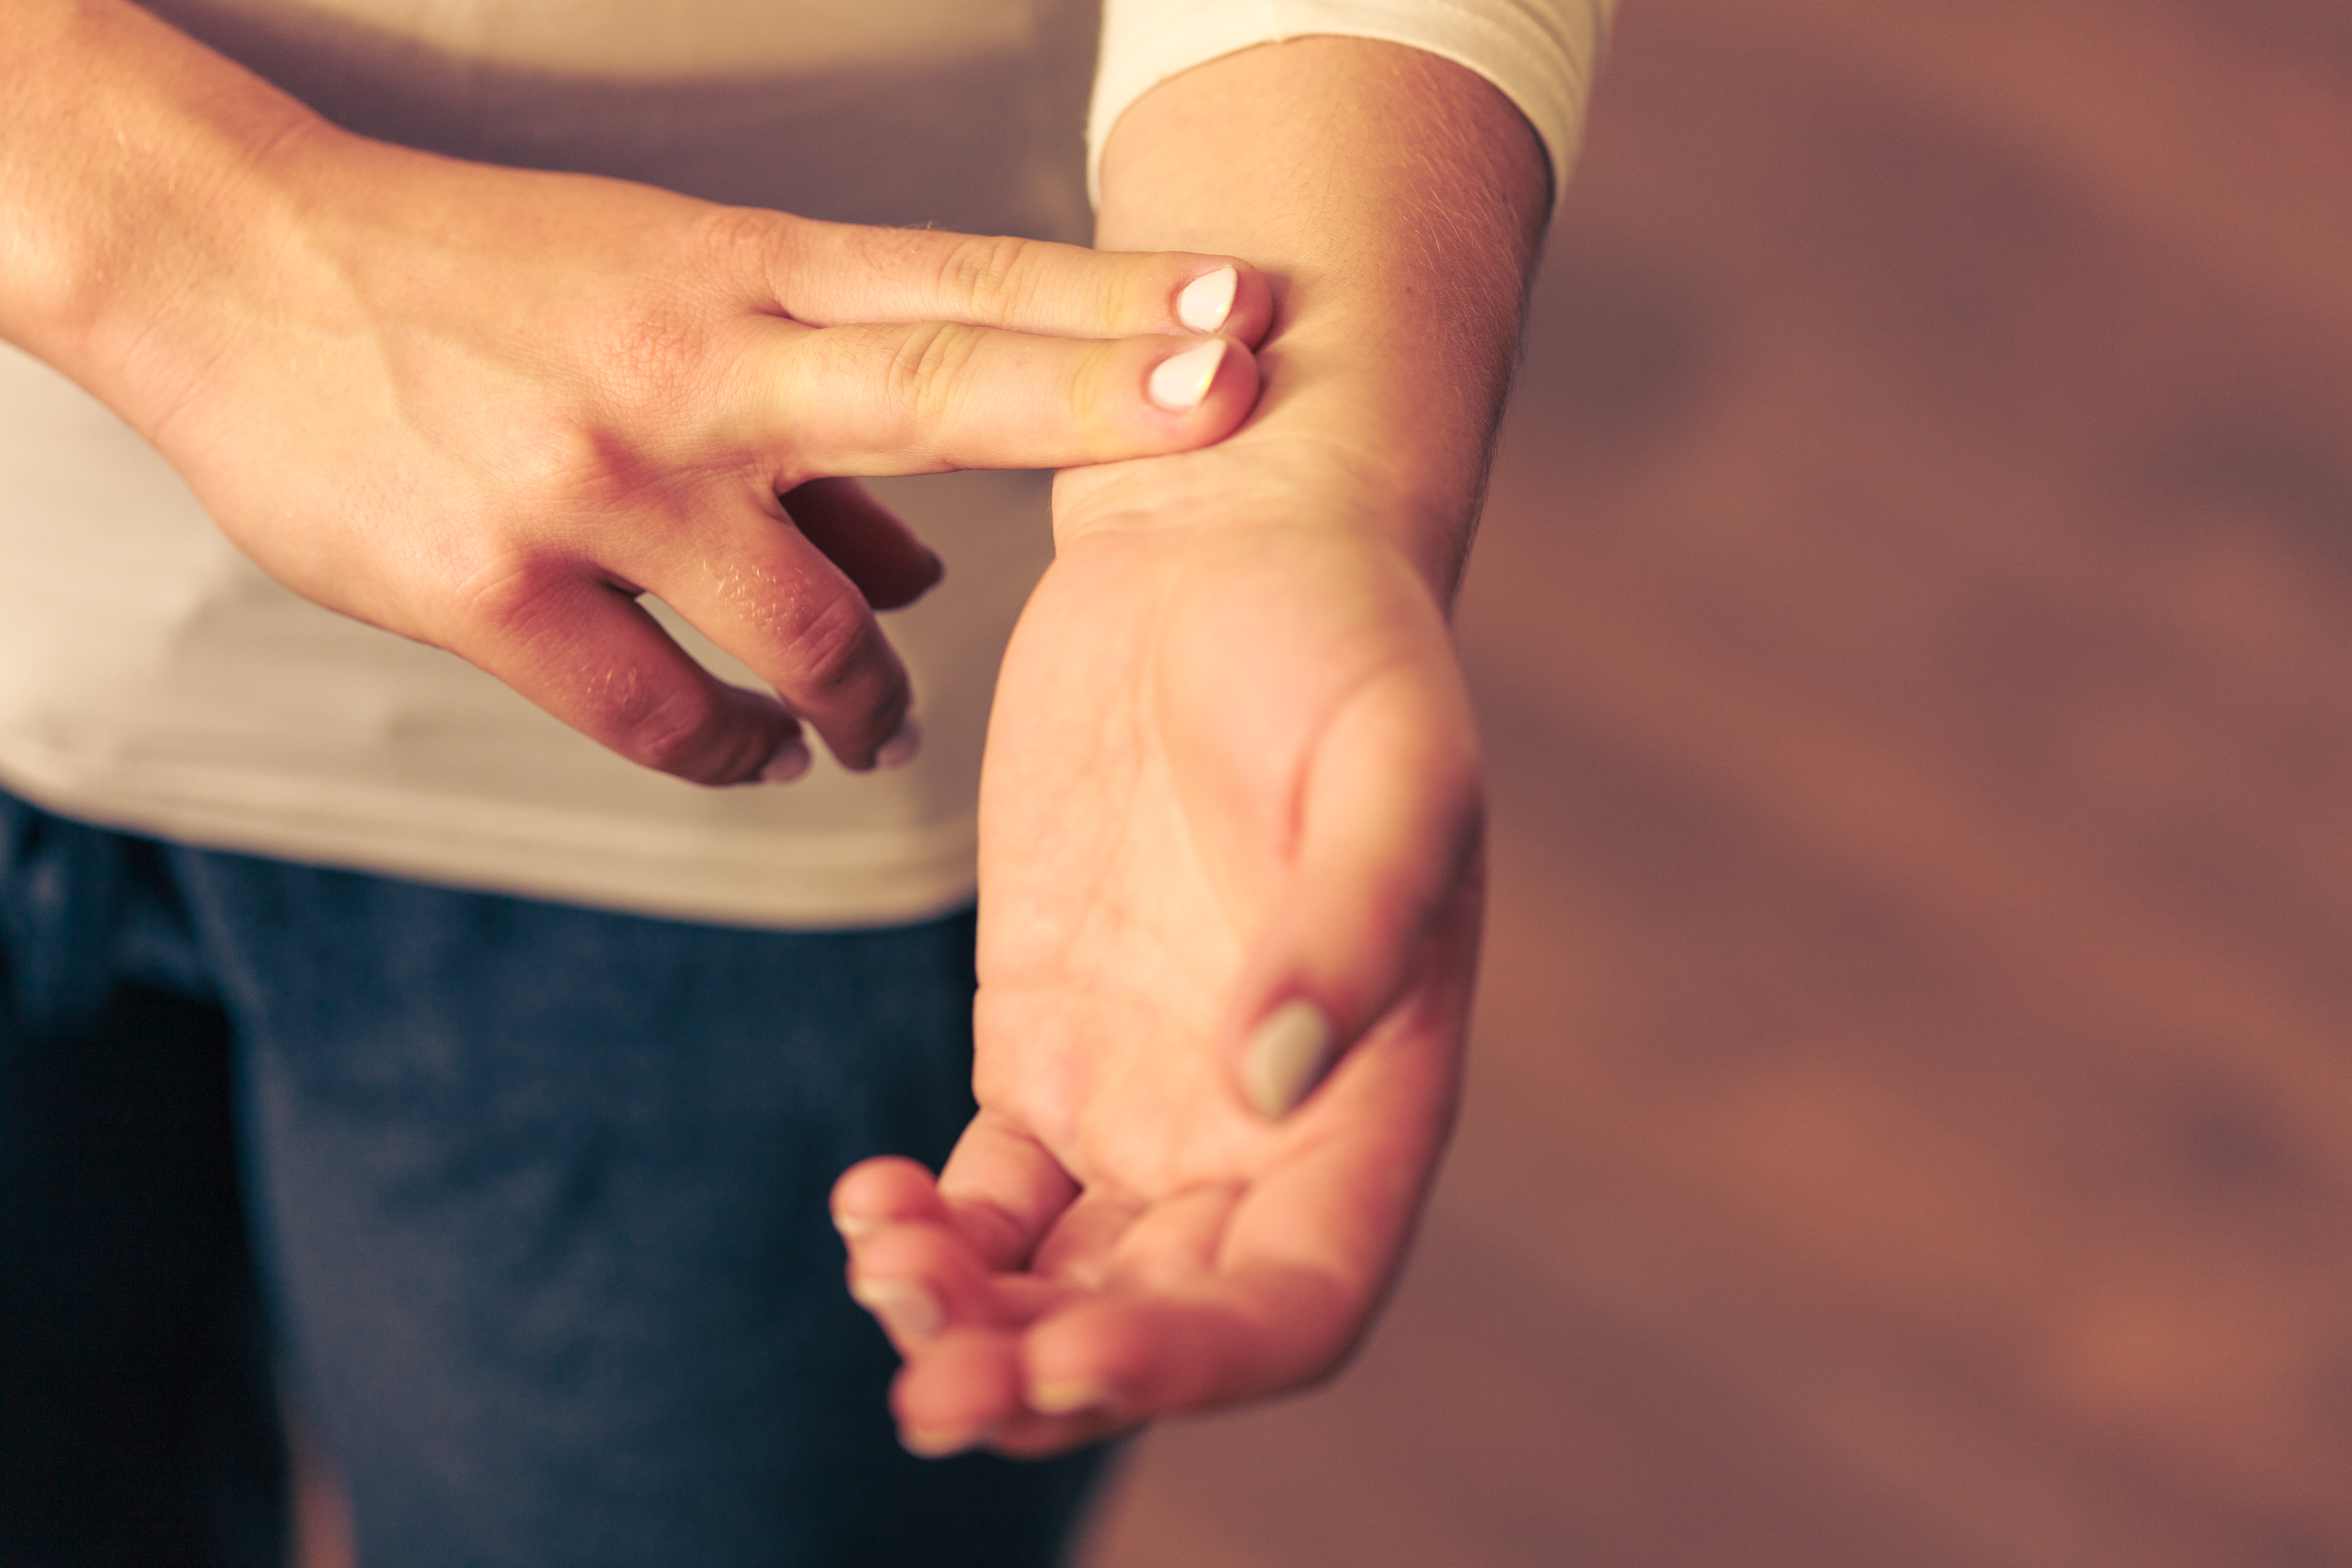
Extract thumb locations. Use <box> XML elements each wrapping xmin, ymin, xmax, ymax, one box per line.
<box><xmin>1228</xmin><ymin>664</ymin><xmax>1485</xmax><ymax>1120</ymax></box>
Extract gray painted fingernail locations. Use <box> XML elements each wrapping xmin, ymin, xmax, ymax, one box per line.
<box><xmin>1148</xmin><ymin>339</ymin><xmax>1227</xmax><ymax>412</ymax></box>
<box><xmin>758</xmin><ymin>736</ymin><xmax>812</xmax><ymax>784</ymax></box>
<box><xmin>1176</xmin><ymin>266</ymin><xmax>1238</xmax><ymax>333</ymax></box>
<box><xmin>874</xmin><ymin>714</ymin><xmax>922</xmax><ymax>770</ymax></box>
<box><xmin>852</xmin><ymin>1279</ymin><xmax>944</xmax><ymax>1342</ymax></box>
<box><xmin>1241</xmin><ymin>999</ymin><xmax>1338</xmax><ymax>1119</ymax></box>
<box><xmin>903</xmin><ymin>1421</ymin><xmax>997</xmax><ymax>1459</ymax></box>
<box><xmin>1029</xmin><ymin>1378</ymin><xmax>1120</xmax><ymax>1417</ymax></box>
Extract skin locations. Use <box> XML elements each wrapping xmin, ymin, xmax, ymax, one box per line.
<box><xmin>831</xmin><ymin>36</ymin><xmax>1553</xmax><ymax>1456</ymax></box>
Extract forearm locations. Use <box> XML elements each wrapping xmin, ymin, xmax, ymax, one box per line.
<box><xmin>1091</xmin><ymin>36</ymin><xmax>1551</xmax><ymax>596</ymax></box>
<box><xmin>0</xmin><ymin>0</ymin><xmax>338</xmax><ymax>425</ymax></box>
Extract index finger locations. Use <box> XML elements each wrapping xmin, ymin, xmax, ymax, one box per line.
<box><xmin>754</xmin><ymin>219</ymin><xmax>1275</xmax><ymax>346</ymax></box>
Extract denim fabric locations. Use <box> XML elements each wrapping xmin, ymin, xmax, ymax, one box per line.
<box><xmin>0</xmin><ymin>807</ymin><xmax>285</xmax><ymax>1568</ymax></box>
<box><xmin>0</xmin><ymin>792</ymin><xmax>1106</xmax><ymax>1567</ymax></box>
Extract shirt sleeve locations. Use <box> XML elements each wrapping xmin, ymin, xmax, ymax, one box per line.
<box><xmin>1087</xmin><ymin>0</ymin><xmax>1621</xmax><ymax>209</ymax></box>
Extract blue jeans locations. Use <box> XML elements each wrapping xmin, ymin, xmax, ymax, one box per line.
<box><xmin>0</xmin><ymin>791</ymin><xmax>1105</xmax><ymax>1566</ymax></box>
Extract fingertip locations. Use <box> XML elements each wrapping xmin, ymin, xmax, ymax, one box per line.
<box><xmin>806</xmin><ymin>675</ymin><xmax>916</xmax><ymax>776</ymax></box>
<box><xmin>832</xmin><ymin>1155</ymin><xmax>946</xmax><ymax>1237</ymax></box>
<box><xmin>874</xmin><ymin>712</ymin><xmax>922</xmax><ymax>770</ymax></box>
<box><xmin>661</xmin><ymin>686</ymin><xmax>808</xmax><ymax>788</ymax></box>
<box><xmin>1027</xmin><ymin>1375</ymin><xmax>1125</xmax><ymax>1419</ymax></box>
<box><xmin>1169</xmin><ymin>259</ymin><xmax>1273</xmax><ymax>347</ymax></box>
<box><xmin>1239</xmin><ymin>998</ymin><xmax>1341</xmax><ymax>1120</ymax></box>
<box><xmin>1225</xmin><ymin>261</ymin><xmax>1276</xmax><ymax>348</ymax></box>
<box><xmin>756</xmin><ymin>733</ymin><xmax>812</xmax><ymax>784</ymax></box>
<box><xmin>1020</xmin><ymin>1301</ymin><xmax>1158</xmax><ymax>1420</ymax></box>
<box><xmin>509</xmin><ymin>585</ymin><xmax>807</xmax><ymax>787</ymax></box>
<box><xmin>892</xmin><ymin>1327</ymin><xmax>1025</xmax><ymax>1455</ymax></box>
<box><xmin>1218</xmin><ymin>668</ymin><xmax>1486</xmax><ymax>1114</ymax></box>
<box><xmin>900</xmin><ymin>1423</ymin><xmax>993</xmax><ymax>1460</ymax></box>
<box><xmin>1174</xmin><ymin>266</ymin><xmax>1238</xmax><ymax>334</ymax></box>
<box><xmin>1140</xmin><ymin>334</ymin><xmax>1259</xmax><ymax>441</ymax></box>
<box><xmin>1146</xmin><ymin>338</ymin><xmax>1228</xmax><ymax>413</ymax></box>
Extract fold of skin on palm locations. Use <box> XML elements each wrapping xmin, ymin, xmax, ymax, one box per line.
<box><xmin>832</xmin><ymin>36</ymin><xmax>1552</xmax><ymax>1457</ymax></box>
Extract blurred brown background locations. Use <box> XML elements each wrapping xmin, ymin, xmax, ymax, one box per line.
<box><xmin>1081</xmin><ymin>0</ymin><xmax>2352</xmax><ymax>1563</ymax></box>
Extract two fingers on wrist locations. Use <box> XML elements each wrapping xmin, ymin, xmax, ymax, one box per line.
<box><xmin>744</xmin><ymin>219</ymin><xmax>1270</xmax><ymax>482</ymax></box>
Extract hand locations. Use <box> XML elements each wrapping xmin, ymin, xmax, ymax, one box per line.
<box><xmin>833</xmin><ymin>441</ymin><xmax>1484</xmax><ymax>1454</ymax></box>
<box><xmin>126</xmin><ymin>128</ymin><xmax>1274</xmax><ymax>781</ymax></box>
<box><xmin>828</xmin><ymin>23</ymin><xmax>1547</xmax><ymax>1457</ymax></box>
<box><xmin>9</xmin><ymin>0</ymin><xmax>1272</xmax><ymax>785</ymax></box>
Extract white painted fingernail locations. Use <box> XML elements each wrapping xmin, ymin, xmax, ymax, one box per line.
<box><xmin>1241</xmin><ymin>999</ymin><xmax>1338</xmax><ymax>1119</ymax></box>
<box><xmin>1175</xmin><ymin>266</ymin><xmax>1238</xmax><ymax>333</ymax></box>
<box><xmin>758</xmin><ymin>736</ymin><xmax>812</xmax><ymax>784</ymax></box>
<box><xmin>1148</xmin><ymin>338</ymin><xmax>1228</xmax><ymax>413</ymax></box>
<box><xmin>874</xmin><ymin>714</ymin><xmax>922</xmax><ymax>770</ymax></box>
<box><xmin>852</xmin><ymin>1279</ymin><xmax>945</xmax><ymax>1342</ymax></box>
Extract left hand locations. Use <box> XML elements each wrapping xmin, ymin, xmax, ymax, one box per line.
<box><xmin>831</xmin><ymin>439</ymin><xmax>1485</xmax><ymax>1456</ymax></box>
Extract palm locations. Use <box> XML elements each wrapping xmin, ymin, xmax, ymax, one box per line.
<box><xmin>834</xmin><ymin>447</ymin><xmax>1486</xmax><ymax>1454</ymax></box>
<box><xmin>981</xmin><ymin>481</ymin><xmax>1420</xmax><ymax>1190</ymax></box>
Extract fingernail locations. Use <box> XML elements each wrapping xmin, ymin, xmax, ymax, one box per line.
<box><xmin>758</xmin><ymin>735</ymin><xmax>812</xmax><ymax>784</ymax></box>
<box><xmin>1175</xmin><ymin>266</ymin><xmax>1238</xmax><ymax>333</ymax></box>
<box><xmin>1241</xmin><ymin>999</ymin><xmax>1338</xmax><ymax>1119</ymax></box>
<box><xmin>851</xmin><ymin>1279</ymin><xmax>944</xmax><ymax>1342</ymax></box>
<box><xmin>1029</xmin><ymin>1378</ymin><xmax>1119</xmax><ymax>1417</ymax></box>
<box><xmin>1148</xmin><ymin>338</ymin><xmax>1228</xmax><ymax>413</ymax></box>
<box><xmin>874</xmin><ymin>714</ymin><xmax>922</xmax><ymax>770</ymax></box>
<box><xmin>903</xmin><ymin>1422</ymin><xmax>995</xmax><ymax>1459</ymax></box>
<box><xmin>831</xmin><ymin>1210</ymin><xmax>877</xmax><ymax>1241</ymax></box>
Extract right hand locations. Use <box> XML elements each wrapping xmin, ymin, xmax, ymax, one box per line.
<box><xmin>98</xmin><ymin>123</ymin><xmax>1270</xmax><ymax>784</ymax></box>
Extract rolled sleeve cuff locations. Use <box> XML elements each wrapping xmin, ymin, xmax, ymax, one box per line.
<box><xmin>1088</xmin><ymin>0</ymin><xmax>1620</xmax><ymax>210</ymax></box>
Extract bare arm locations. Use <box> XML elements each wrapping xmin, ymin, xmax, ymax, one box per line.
<box><xmin>1089</xmin><ymin>34</ymin><xmax>1550</xmax><ymax>591</ymax></box>
<box><xmin>833</xmin><ymin>38</ymin><xmax>1558</xmax><ymax>1455</ymax></box>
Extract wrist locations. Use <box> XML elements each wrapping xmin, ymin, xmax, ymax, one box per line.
<box><xmin>1051</xmin><ymin>427</ymin><xmax>1465</xmax><ymax>609</ymax></box>
<box><xmin>1090</xmin><ymin>36</ymin><xmax>1548</xmax><ymax>599</ymax></box>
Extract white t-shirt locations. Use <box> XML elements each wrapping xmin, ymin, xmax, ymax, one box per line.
<box><xmin>0</xmin><ymin>0</ymin><xmax>1609</xmax><ymax>927</ymax></box>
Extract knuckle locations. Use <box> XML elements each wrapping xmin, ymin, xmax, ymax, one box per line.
<box><xmin>692</xmin><ymin>203</ymin><xmax>801</xmax><ymax>295</ymax></box>
<box><xmin>934</xmin><ymin>232</ymin><xmax>1040</xmax><ymax>321</ymax></box>
<box><xmin>449</xmin><ymin>546</ymin><xmax>568</xmax><ymax>643</ymax></box>
<box><xmin>777</xmin><ymin>587</ymin><xmax>882</xmax><ymax>698</ymax></box>
<box><xmin>588</xmin><ymin>310</ymin><xmax>709</xmax><ymax>415</ymax></box>
<box><xmin>883</xmin><ymin>321</ymin><xmax>983</xmax><ymax>430</ymax></box>
<box><xmin>614</xmin><ymin>684</ymin><xmax>734</xmax><ymax>777</ymax></box>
